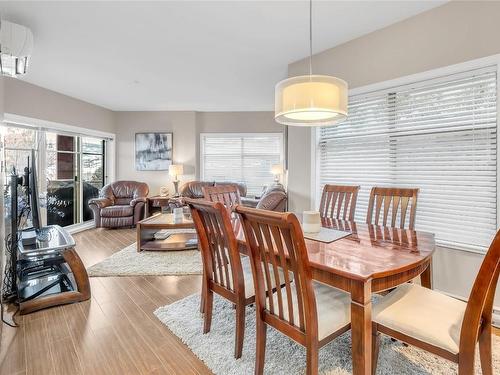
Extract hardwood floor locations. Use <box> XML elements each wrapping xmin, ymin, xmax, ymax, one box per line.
<box><xmin>0</xmin><ymin>227</ymin><xmax>499</xmax><ymax>375</ymax></box>
<box><xmin>0</xmin><ymin>227</ymin><xmax>210</xmax><ymax>375</ymax></box>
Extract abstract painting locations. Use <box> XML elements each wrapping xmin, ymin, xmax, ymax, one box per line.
<box><xmin>135</xmin><ymin>132</ymin><xmax>173</xmax><ymax>171</ymax></box>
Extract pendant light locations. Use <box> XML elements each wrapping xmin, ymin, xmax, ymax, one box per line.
<box><xmin>275</xmin><ymin>0</ymin><xmax>348</xmax><ymax>126</ymax></box>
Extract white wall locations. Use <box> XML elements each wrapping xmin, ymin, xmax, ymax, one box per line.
<box><xmin>287</xmin><ymin>0</ymin><xmax>500</xmax><ymax>310</ymax></box>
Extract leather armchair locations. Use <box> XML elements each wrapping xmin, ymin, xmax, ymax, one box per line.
<box><xmin>89</xmin><ymin>181</ymin><xmax>149</xmax><ymax>228</ymax></box>
<box><xmin>256</xmin><ymin>184</ymin><xmax>287</xmax><ymax>212</ymax></box>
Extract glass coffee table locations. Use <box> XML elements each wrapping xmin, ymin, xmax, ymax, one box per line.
<box><xmin>136</xmin><ymin>213</ymin><xmax>197</xmax><ymax>252</ymax></box>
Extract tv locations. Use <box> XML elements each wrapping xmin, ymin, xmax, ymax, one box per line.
<box><xmin>29</xmin><ymin>149</ymin><xmax>41</xmax><ymax>231</ymax></box>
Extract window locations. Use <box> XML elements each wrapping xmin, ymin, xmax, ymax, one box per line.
<box><xmin>316</xmin><ymin>66</ymin><xmax>497</xmax><ymax>252</ymax></box>
<box><xmin>2</xmin><ymin>123</ymin><xmax>108</xmax><ymax>228</ymax></box>
<box><xmin>200</xmin><ymin>133</ymin><xmax>283</xmax><ymax>196</ymax></box>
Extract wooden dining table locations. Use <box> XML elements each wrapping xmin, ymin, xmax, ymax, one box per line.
<box><xmin>236</xmin><ymin>216</ymin><xmax>435</xmax><ymax>375</ymax></box>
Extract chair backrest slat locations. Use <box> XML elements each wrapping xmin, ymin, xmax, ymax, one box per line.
<box><xmin>319</xmin><ymin>184</ymin><xmax>360</xmax><ymax>221</ymax></box>
<box><xmin>236</xmin><ymin>206</ymin><xmax>316</xmax><ymax>335</ymax></box>
<box><xmin>185</xmin><ymin>198</ymin><xmax>244</xmax><ymax>296</ymax></box>
<box><xmin>203</xmin><ymin>185</ymin><xmax>241</xmax><ymax>211</ymax></box>
<box><xmin>366</xmin><ymin>187</ymin><xmax>419</xmax><ymax>230</ymax></box>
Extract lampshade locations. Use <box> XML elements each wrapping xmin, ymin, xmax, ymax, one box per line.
<box><xmin>275</xmin><ymin>75</ymin><xmax>348</xmax><ymax>126</ymax></box>
<box><xmin>168</xmin><ymin>164</ymin><xmax>183</xmax><ymax>177</ymax></box>
<box><xmin>271</xmin><ymin>164</ymin><xmax>283</xmax><ymax>175</ymax></box>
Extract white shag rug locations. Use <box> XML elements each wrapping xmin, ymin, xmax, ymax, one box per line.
<box><xmin>155</xmin><ymin>293</ymin><xmax>500</xmax><ymax>375</ymax></box>
<box><xmin>87</xmin><ymin>229</ymin><xmax>202</xmax><ymax>276</ymax></box>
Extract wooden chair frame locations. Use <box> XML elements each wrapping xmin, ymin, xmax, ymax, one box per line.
<box><xmin>185</xmin><ymin>198</ymin><xmax>252</xmax><ymax>359</ymax></box>
<box><xmin>366</xmin><ymin>187</ymin><xmax>419</xmax><ymax>230</ymax></box>
<box><xmin>372</xmin><ymin>229</ymin><xmax>500</xmax><ymax>375</ymax></box>
<box><xmin>236</xmin><ymin>206</ymin><xmax>351</xmax><ymax>375</ymax></box>
<box><xmin>319</xmin><ymin>184</ymin><xmax>360</xmax><ymax>221</ymax></box>
<box><xmin>202</xmin><ymin>185</ymin><xmax>241</xmax><ymax>211</ymax></box>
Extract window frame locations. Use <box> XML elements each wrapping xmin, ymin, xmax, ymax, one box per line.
<box><xmin>199</xmin><ymin>132</ymin><xmax>284</xmax><ymax>196</ymax></box>
<box><xmin>311</xmin><ymin>54</ymin><xmax>500</xmax><ymax>254</ymax></box>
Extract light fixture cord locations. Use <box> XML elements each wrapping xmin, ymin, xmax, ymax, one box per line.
<box><xmin>309</xmin><ymin>0</ymin><xmax>313</xmax><ymax>77</ymax></box>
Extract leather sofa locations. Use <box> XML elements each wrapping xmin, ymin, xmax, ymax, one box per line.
<box><xmin>89</xmin><ymin>181</ymin><xmax>149</xmax><ymax>228</ymax></box>
<box><xmin>179</xmin><ymin>181</ymin><xmax>287</xmax><ymax>212</ymax></box>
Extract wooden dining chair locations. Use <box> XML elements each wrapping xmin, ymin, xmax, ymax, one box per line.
<box><xmin>372</xmin><ymin>228</ymin><xmax>500</xmax><ymax>375</ymax></box>
<box><xmin>235</xmin><ymin>206</ymin><xmax>351</xmax><ymax>375</ymax></box>
<box><xmin>185</xmin><ymin>198</ymin><xmax>286</xmax><ymax>359</ymax></box>
<box><xmin>203</xmin><ymin>184</ymin><xmax>241</xmax><ymax>211</ymax></box>
<box><xmin>366</xmin><ymin>187</ymin><xmax>419</xmax><ymax>230</ymax></box>
<box><xmin>319</xmin><ymin>184</ymin><xmax>360</xmax><ymax>221</ymax></box>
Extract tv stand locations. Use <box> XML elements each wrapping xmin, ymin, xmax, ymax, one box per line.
<box><xmin>17</xmin><ymin>225</ymin><xmax>91</xmax><ymax>315</ymax></box>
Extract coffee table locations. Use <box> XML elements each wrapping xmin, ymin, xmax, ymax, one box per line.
<box><xmin>136</xmin><ymin>213</ymin><xmax>196</xmax><ymax>252</ymax></box>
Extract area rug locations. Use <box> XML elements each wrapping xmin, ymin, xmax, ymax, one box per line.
<box><xmin>155</xmin><ymin>293</ymin><xmax>500</xmax><ymax>375</ymax></box>
<box><xmin>87</xmin><ymin>229</ymin><xmax>202</xmax><ymax>276</ymax></box>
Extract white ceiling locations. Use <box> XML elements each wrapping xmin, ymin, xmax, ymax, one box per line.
<box><xmin>0</xmin><ymin>1</ymin><xmax>446</xmax><ymax>111</ymax></box>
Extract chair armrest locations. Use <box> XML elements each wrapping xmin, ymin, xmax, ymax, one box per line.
<box><xmin>256</xmin><ymin>191</ymin><xmax>287</xmax><ymax>212</ymax></box>
<box><xmin>241</xmin><ymin>197</ymin><xmax>259</xmax><ymax>208</ymax></box>
<box><xmin>130</xmin><ymin>197</ymin><xmax>147</xmax><ymax>206</ymax></box>
<box><xmin>89</xmin><ymin>197</ymin><xmax>113</xmax><ymax>209</ymax></box>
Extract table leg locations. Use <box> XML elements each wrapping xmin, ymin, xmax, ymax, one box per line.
<box><xmin>420</xmin><ymin>260</ymin><xmax>432</xmax><ymax>289</ymax></box>
<box><xmin>137</xmin><ymin>223</ymin><xmax>142</xmax><ymax>252</ymax></box>
<box><xmin>351</xmin><ymin>280</ymin><xmax>372</xmax><ymax>375</ymax></box>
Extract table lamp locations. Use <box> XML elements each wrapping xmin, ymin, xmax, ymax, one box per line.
<box><xmin>169</xmin><ymin>164</ymin><xmax>183</xmax><ymax>197</ymax></box>
<box><xmin>271</xmin><ymin>164</ymin><xmax>283</xmax><ymax>184</ymax></box>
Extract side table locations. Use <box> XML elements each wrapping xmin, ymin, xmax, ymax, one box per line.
<box><xmin>146</xmin><ymin>195</ymin><xmax>172</xmax><ymax>217</ymax></box>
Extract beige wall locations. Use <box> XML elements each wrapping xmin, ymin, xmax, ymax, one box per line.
<box><xmin>195</xmin><ymin>111</ymin><xmax>284</xmax><ymax>178</ymax></box>
<box><xmin>4</xmin><ymin>77</ymin><xmax>115</xmax><ymax>133</ymax></box>
<box><xmin>113</xmin><ymin>111</ymin><xmax>280</xmax><ymax>196</ymax></box>
<box><xmin>287</xmin><ymin>0</ymin><xmax>500</xmax><ymax>310</ymax></box>
<box><xmin>114</xmin><ymin>111</ymin><xmax>197</xmax><ymax>195</ymax></box>
<box><xmin>288</xmin><ymin>0</ymin><xmax>500</xmax><ymax>213</ymax></box>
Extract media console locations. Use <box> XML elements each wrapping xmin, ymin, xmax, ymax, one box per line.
<box><xmin>17</xmin><ymin>225</ymin><xmax>91</xmax><ymax>315</ymax></box>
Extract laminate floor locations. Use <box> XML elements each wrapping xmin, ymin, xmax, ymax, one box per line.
<box><xmin>0</xmin><ymin>228</ymin><xmax>209</xmax><ymax>375</ymax></box>
<box><xmin>0</xmin><ymin>227</ymin><xmax>498</xmax><ymax>375</ymax></box>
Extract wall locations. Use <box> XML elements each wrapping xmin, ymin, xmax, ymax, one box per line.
<box><xmin>4</xmin><ymin>77</ymin><xmax>115</xmax><ymax>133</ymax></box>
<box><xmin>114</xmin><ymin>111</ymin><xmax>281</xmax><ymax>196</ymax></box>
<box><xmin>195</xmin><ymin>111</ymin><xmax>284</xmax><ymax>177</ymax></box>
<box><xmin>287</xmin><ymin>0</ymin><xmax>500</xmax><ymax>309</ymax></box>
<box><xmin>114</xmin><ymin>111</ymin><xmax>197</xmax><ymax>195</ymax></box>
<box><xmin>288</xmin><ymin>0</ymin><xmax>500</xmax><ymax>213</ymax></box>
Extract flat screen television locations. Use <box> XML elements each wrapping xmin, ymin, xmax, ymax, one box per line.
<box><xmin>29</xmin><ymin>149</ymin><xmax>41</xmax><ymax>231</ymax></box>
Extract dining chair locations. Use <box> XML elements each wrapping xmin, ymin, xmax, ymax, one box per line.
<box><xmin>203</xmin><ymin>184</ymin><xmax>241</xmax><ymax>211</ymax></box>
<box><xmin>319</xmin><ymin>184</ymin><xmax>360</xmax><ymax>221</ymax></box>
<box><xmin>235</xmin><ymin>206</ymin><xmax>351</xmax><ymax>375</ymax></box>
<box><xmin>185</xmin><ymin>198</ymin><xmax>286</xmax><ymax>359</ymax></box>
<box><xmin>366</xmin><ymin>187</ymin><xmax>419</xmax><ymax>230</ymax></box>
<box><xmin>372</xmin><ymin>228</ymin><xmax>500</xmax><ymax>375</ymax></box>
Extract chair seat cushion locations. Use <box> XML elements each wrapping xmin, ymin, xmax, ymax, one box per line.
<box><xmin>101</xmin><ymin>205</ymin><xmax>134</xmax><ymax>217</ymax></box>
<box><xmin>373</xmin><ymin>283</ymin><xmax>466</xmax><ymax>354</ymax></box>
<box><xmin>267</xmin><ymin>282</ymin><xmax>351</xmax><ymax>340</ymax></box>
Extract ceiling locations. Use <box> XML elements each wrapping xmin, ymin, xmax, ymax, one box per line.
<box><xmin>0</xmin><ymin>1</ymin><xmax>447</xmax><ymax>111</ymax></box>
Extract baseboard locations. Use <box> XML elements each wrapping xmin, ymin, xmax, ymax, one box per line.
<box><xmin>436</xmin><ymin>289</ymin><xmax>500</xmax><ymax>328</ymax></box>
<box><xmin>65</xmin><ymin>221</ymin><xmax>96</xmax><ymax>235</ymax></box>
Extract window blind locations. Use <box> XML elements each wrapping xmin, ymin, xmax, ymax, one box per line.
<box><xmin>317</xmin><ymin>67</ymin><xmax>497</xmax><ymax>252</ymax></box>
<box><xmin>200</xmin><ymin>133</ymin><xmax>283</xmax><ymax>196</ymax></box>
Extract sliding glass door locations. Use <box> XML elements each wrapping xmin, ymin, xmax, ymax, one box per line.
<box><xmin>2</xmin><ymin>125</ymin><xmax>107</xmax><ymax>228</ymax></box>
<box><xmin>81</xmin><ymin>137</ymin><xmax>105</xmax><ymax>222</ymax></box>
<box><xmin>45</xmin><ymin>132</ymin><xmax>105</xmax><ymax>227</ymax></box>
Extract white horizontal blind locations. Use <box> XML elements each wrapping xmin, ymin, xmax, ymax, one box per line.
<box><xmin>318</xmin><ymin>67</ymin><xmax>497</xmax><ymax>251</ymax></box>
<box><xmin>201</xmin><ymin>133</ymin><xmax>283</xmax><ymax>196</ymax></box>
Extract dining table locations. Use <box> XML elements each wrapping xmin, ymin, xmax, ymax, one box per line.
<box><xmin>235</xmin><ymin>216</ymin><xmax>436</xmax><ymax>375</ymax></box>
